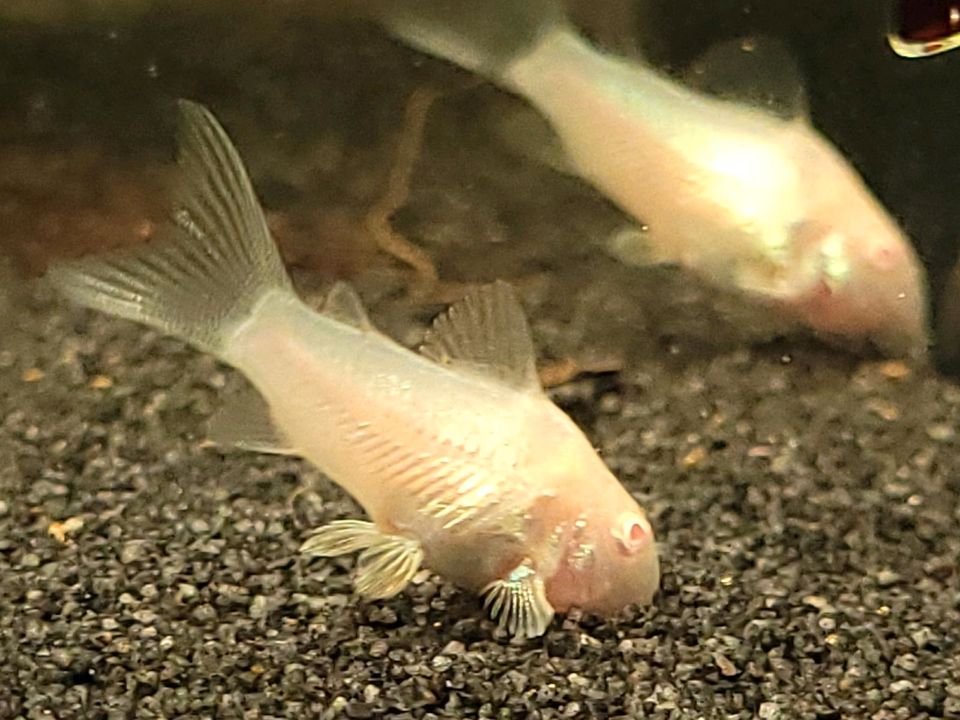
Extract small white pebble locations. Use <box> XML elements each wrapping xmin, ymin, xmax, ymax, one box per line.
<box><xmin>759</xmin><ymin>701</ymin><xmax>782</xmax><ymax>720</ymax></box>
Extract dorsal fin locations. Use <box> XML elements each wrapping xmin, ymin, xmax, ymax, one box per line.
<box><xmin>420</xmin><ymin>281</ymin><xmax>541</xmax><ymax>391</ymax></box>
<box><xmin>207</xmin><ymin>386</ymin><xmax>298</xmax><ymax>455</ymax></box>
<box><xmin>322</xmin><ymin>281</ymin><xmax>373</xmax><ymax>330</ymax></box>
<box><xmin>684</xmin><ymin>36</ymin><xmax>808</xmax><ymax>121</ymax></box>
<box><xmin>483</xmin><ymin>100</ymin><xmax>575</xmax><ymax>175</ymax></box>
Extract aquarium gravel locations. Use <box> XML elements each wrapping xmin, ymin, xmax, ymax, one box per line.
<box><xmin>1</xmin><ymin>296</ymin><xmax>958</xmax><ymax>719</ymax></box>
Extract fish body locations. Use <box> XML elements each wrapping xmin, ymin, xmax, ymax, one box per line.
<box><xmin>49</xmin><ymin>100</ymin><xmax>659</xmax><ymax>639</ymax></box>
<box><xmin>229</xmin><ymin>291</ymin><xmax>634</xmax><ymax>599</ymax></box>
<box><xmin>376</xmin><ymin>0</ymin><xmax>929</xmax><ymax>357</ymax></box>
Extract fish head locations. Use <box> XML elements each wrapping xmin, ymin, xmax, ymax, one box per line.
<box><xmin>541</xmin><ymin>484</ymin><xmax>660</xmax><ymax>615</ymax></box>
<box><xmin>783</xmin><ymin>207</ymin><xmax>929</xmax><ymax>357</ymax></box>
<box><xmin>768</xmin><ymin>131</ymin><xmax>930</xmax><ymax>357</ymax></box>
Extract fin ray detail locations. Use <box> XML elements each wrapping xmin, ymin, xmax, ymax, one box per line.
<box><xmin>300</xmin><ymin>519</ymin><xmax>423</xmax><ymax>600</ymax></box>
<box><xmin>420</xmin><ymin>281</ymin><xmax>541</xmax><ymax>392</ymax></box>
<box><xmin>482</xmin><ymin>560</ymin><xmax>554</xmax><ymax>639</ymax></box>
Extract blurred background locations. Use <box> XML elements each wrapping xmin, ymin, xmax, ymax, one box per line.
<box><xmin>2</xmin><ymin>0</ymin><xmax>959</xmax><ymax>369</ymax></box>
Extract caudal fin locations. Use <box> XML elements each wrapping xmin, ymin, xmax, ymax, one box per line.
<box><xmin>373</xmin><ymin>0</ymin><xmax>566</xmax><ymax>84</ymax></box>
<box><xmin>48</xmin><ymin>100</ymin><xmax>294</xmax><ymax>357</ymax></box>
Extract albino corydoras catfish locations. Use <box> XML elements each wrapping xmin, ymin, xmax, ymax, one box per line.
<box><xmin>374</xmin><ymin>0</ymin><xmax>929</xmax><ymax>357</ymax></box>
<box><xmin>49</xmin><ymin>100</ymin><xmax>659</xmax><ymax>639</ymax></box>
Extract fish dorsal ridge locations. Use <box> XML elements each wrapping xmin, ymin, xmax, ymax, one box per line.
<box><xmin>420</xmin><ymin>280</ymin><xmax>542</xmax><ymax>392</ymax></box>
<box><xmin>322</xmin><ymin>281</ymin><xmax>374</xmax><ymax>330</ymax></box>
<box><xmin>684</xmin><ymin>35</ymin><xmax>809</xmax><ymax>122</ymax></box>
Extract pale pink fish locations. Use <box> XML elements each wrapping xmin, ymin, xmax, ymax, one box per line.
<box><xmin>375</xmin><ymin>0</ymin><xmax>930</xmax><ymax>357</ymax></box>
<box><xmin>48</xmin><ymin>100</ymin><xmax>659</xmax><ymax>639</ymax></box>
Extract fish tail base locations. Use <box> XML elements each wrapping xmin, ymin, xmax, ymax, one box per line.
<box><xmin>375</xmin><ymin>0</ymin><xmax>567</xmax><ymax>84</ymax></box>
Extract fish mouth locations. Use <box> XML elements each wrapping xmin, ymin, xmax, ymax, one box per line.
<box><xmin>786</xmin><ymin>272</ymin><xmax>928</xmax><ymax>357</ymax></box>
<box><xmin>545</xmin><ymin>555</ymin><xmax>660</xmax><ymax>617</ymax></box>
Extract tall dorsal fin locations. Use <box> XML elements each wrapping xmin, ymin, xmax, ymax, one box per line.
<box><xmin>684</xmin><ymin>36</ymin><xmax>809</xmax><ymax>122</ymax></box>
<box><xmin>322</xmin><ymin>281</ymin><xmax>373</xmax><ymax>330</ymax></box>
<box><xmin>419</xmin><ymin>280</ymin><xmax>541</xmax><ymax>391</ymax></box>
<box><xmin>483</xmin><ymin>100</ymin><xmax>575</xmax><ymax>175</ymax></box>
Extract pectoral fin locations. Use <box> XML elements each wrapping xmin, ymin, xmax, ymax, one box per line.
<box><xmin>684</xmin><ymin>36</ymin><xmax>808</xmax><ymax>122</ymax></box>
<box><xmin>355</xmin><ymin>537</ymin><xmax>424</xmax><ymax>599</ymax></box>
<box><xmin>482</xmin><ymin>559</ymin><xmax>554</xmax><ymax>639</ymax></box>
<box><xmin>300</xmin><ymin>519</ymin><xmax>424</xmax><ymax>600</ymax></box>
<box><xmin>300</xmin><ymin>519</ymin><xmax>384</xmax><ymax>556</ymax></box>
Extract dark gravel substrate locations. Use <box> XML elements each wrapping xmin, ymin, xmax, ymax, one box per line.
<box><xmin>2</xmin><ymin>290</ymin><xmax>959</xmax><ymax>719</ymax></box>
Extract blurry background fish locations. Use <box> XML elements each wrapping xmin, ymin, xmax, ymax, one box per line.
<box><xmin>887</xmin><ymin>0</ymin><xmax>960</xmax><ymax>57</ymax></box>
<box><xmin>372</xmin><ymin>0</ymin><xmax>932</xmax><ymax>359</ymax></box>
<box><xmin>2</xmin><ymin>0</ymin><xmax>960</xmax><ymax>370</ymax></box>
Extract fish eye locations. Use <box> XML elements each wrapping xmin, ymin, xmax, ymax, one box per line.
<box><xmin>613</xmin><ymin>513</ymin><xmax>652</xmax><ymax>555</ymax></box>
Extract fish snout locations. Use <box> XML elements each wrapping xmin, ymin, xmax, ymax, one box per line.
<box><xmin>542</xmin><ymin>505</ymin><xmax>660</xmax><ymax>614</ymax></box>
<box><xmin>611</xmin><ymin>510</ymin><xmax>655</xmax><ymax>557</ymax></box>
<box><xmin>786</xmin><ymin>225</ymin><xmax>929</xmax><ymax>355</ymax></box>
<box><xmin>590</xmin><ymin>512</ymin><xmax>660</xmax><ymax>611</ymax></box>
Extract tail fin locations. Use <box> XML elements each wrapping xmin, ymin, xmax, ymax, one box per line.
<box><xmin>48</xmin><ymin>100</ymin><xmax>294</xmax><ymax>357</ymax></box>
<box><xmin>374</xmin><ymin>0</ymin><xmax>566</xmax><ymax>84</ymax></box>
